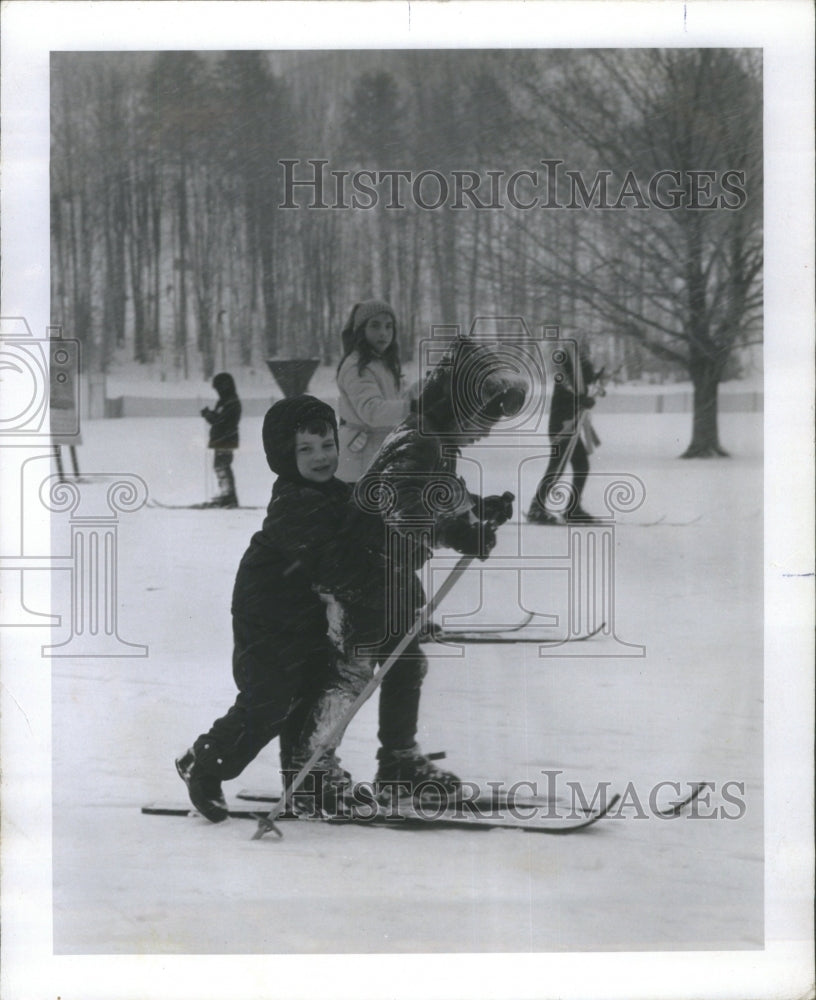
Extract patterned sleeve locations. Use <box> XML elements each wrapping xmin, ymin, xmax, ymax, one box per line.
<box><xmin>364</xmin><ymin>427</ymin><xmax>478</xmax><ymax>547</ymax></box>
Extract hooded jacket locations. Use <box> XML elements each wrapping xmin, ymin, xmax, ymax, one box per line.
<box><xmin>203</xmin><ymin>372</ymin><xmax>241</xmax><ymax>449</ymax></box>
<box><xmin>231</xmin><ymin>396</ymin><xmax>353</xmax><ymax>631</ymax></box>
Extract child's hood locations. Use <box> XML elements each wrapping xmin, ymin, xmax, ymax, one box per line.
<box><xmin>262</xmin><ymin>394</ymin><xmax>339</xmax><ymax>480</ymax></box>
<box><xmin>416</xmin><ymin>337</ymin><xmax>528</xmax><ymax>436</ymax></box>
<box><xmin>212</xmin><ymin>372</ymin><xmax>237</xmax><ymax>399</ymax></box>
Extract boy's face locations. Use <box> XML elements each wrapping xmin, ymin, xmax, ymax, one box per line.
<box><xmin>295</xmin><ymin>428</ymin><xmax>338</xmax><ymax>483</ymax></box>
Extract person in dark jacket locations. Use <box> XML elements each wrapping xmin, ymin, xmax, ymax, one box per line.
<box><xmin>287</xmin><ymin>337</ymin><xmax>527</xmax><ymax>805</ymax></box>
<box><xmin>201</xmin><ymin>372</ymin><xmax>241</xmax><ymax>508</ymax></box>
<box><xmin>526</xmin><ymin>341</ymin><xmax>601</xmax><ymax>524</ymax></box>
<box><xmin>176</xmin><ymin>395</ymin><xmax>355</xmax><ymax>822</ymax></box>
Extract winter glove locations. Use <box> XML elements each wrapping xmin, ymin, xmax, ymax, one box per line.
<box><xmin>444</xmin><ymin>518</ymin><xmax>497</xmax><ymax>561</ymax></box>
<box><xmin>578</xmin><ymin>394</ymin><xmax>596</xmax><ymax>410</ymax></box>
<box><xmin>201</xmin><ymin>406</ymin><xmax>212</xmax><ymax>419</ymax></box>
<box><xmin>481</xmin><ymin>491</ymin><xmax>514</xmax><ymax>527</ymax></box>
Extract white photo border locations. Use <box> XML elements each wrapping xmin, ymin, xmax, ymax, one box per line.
<box><xmin>1</xmin><ymin>2</ymin><xmax>813</xmax><ymax>999</ymax></box>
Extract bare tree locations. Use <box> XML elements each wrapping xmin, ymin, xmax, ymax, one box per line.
<box><xmin>511</xmin><ymin>49</ymin><xmax>763</xmax><ymax>456</ymax></box>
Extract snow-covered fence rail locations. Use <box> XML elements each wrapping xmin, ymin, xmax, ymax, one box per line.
<box><xmin>95</xmin><ymin>389</ymin><xmax>764</xmax><ymax>419</ymax></box>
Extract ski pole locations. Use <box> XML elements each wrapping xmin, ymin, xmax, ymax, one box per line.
<box><xmin>252</xmin><ymin>553</ymin><xmax>474</xmax><ymax>840</ymax></box>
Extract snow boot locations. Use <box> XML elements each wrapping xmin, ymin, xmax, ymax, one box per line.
<box><xmin>565</xmin><ymin>505</ymin><xmax>598</xmax><ymax>523</ymax></box>
<box><xmin>202</xmin><ymin>493</ymin><xmax>238</xmax><ymax>509</ymax></box>
<box><xmin>283</xmin><ymin>751</ymin><xmax>359</xmax><ymax>820</ymax></box>
<box><xmin>175</xmin><ymin>748</ymin><xmax>228</xmax><ymax>823</ymax></box>
<box><xmin>374</xmin><ymin>745</ymin><xmax>461</xmax><ymax>808</ymax></box>
<box><xmin>526</xmin><ymin>504</ymin><xmax>562</xmax><ymax>526</ymax></box>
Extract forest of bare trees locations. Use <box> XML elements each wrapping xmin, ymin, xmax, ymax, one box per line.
<box><xmin>51</xmin><ymin>48</ymin><xmax>762</xmax><ymax>456</ymax></box>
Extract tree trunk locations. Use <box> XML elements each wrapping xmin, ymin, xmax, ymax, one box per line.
<box><xmin>680</xmin><ymin>212</ymin><xmax>728</xmax><ymax>458</ymax></box>
<box><xmin>176</xmin><ymin>170</ymin><xmax>189</xmax><ymax>377</ymax></box>
<box><xmin>681</xmin><ymin>363</ymin><xmax>728</xmax><ymax>458</ymax></box>
<box><xmin>198</xmin><ymin>305</ymin><xmax>214</xmax><ymax>380</ymax></box>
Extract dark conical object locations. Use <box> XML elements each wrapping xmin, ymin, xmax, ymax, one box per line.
<box><xmin>266</xmin><ymin>358</ymin><xmax>320</xmax><ymax>398</ymax></box>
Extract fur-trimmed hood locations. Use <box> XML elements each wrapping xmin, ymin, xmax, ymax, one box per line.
<box><xmin>415</xmin><ymin>337</ymin><xmax>528</xmax><ymax>437</ymax></box>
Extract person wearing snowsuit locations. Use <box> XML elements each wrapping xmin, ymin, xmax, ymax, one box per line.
<box><xmin>526</xmin><ymin>341</ymin><xmax>601</xmax><ymax>524</ymax></box>
<box><xmin>201</xmin><ymin>372</ymin><xmax>241</xmax><ymax>508</ymax></box>
<box><xmin>176</xmin><ymin>395</ymin><xmax>354</xmax><ymax>822</ymax></box>
<box><xmin>336</xmin><ymin>299</ymin><xmax>411</xmax><ymax>484</ymax></box>
<box><xmin>287</xmin><ymin>337</ymin><xmax>527</xmax><ymax>803</ymax></box>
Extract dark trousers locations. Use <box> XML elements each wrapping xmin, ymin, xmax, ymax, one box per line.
<box><xmin>193</xmin><ymin>616</ymin><xmax>334</xmax><ymax>781</ymax></box>
<box><xmin>294</xmin><ymin>599</ymin><xmax>429</xmax><ymax>765</ymax></box>
<box><xmin>532</xmin><ymin>431</ymin><xmax>589</xmax><ymax>512</ymax></box>
<box><xmin>378</xmin><ymin>636</ymin><xmax>427</xmax><ymax>751</ymax></box>
<box><xmin>213</xmin><ymin>449</ymin><xmax>237</xmax><ymax>501</ymax></box>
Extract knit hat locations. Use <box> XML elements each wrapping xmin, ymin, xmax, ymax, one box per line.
<box><xmin>262</xmin><ymin>395</ymin><xmax>338</xmax><ymax>480</ymax></box>
<box><xmin>340</xmin><ymin>299</ymin><xmax>396</xmax><ymax>356</ymax></box>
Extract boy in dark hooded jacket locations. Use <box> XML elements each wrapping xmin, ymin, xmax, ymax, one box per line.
<box><xmin>288</xmin><ymin>337</ymin><xmax>527</xmax><ymax>804</ymax></box>
<box><xmin>176</xmin><ymin>395</ymin><xmax>355</xmax><ymax>821</ymax></box>
<box><xmin>201</xmin><ymin>371</ymin><xmax>241</xmax><ymax>508</ymax></box>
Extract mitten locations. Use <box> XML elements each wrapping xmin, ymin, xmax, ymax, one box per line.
<box><xmin>578</xmin><ymin>394</ymin><xmax>596</xmax><ymax>410</ymax></box>
<box><xmin>481</xmin><ymin>491</ymin><xmax>514</xmax><ymax>527</ymax></box>
<box><xmin>445</xmin><ymin>518</ymin><xmax>497</xmax><ymax>561</ymax></box>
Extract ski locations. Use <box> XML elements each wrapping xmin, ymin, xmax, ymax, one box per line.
<box><xmin>373</xmin><ymin>793</ymin><xmax>620</xmax><ymax>833</ymax></box>
<box><xmin>147</xmin><ymin>499</ymin><xmax>265</xmax><ymax>511</ymax></box>
<box><xmin>622</xmin><ymin>515</ymin><xmax>703</xmax><ymax>527</ymax></box>
<box><xmin>425</xmin><ymin>621</ymin><xmax>605</xmax><ymax>645</ymax></box>
<box><xmin>527</xmin><ymin>515</ymin><xmax>703</xmax><ymax>528</ymax></box>
<box><xmin>420</xmin><ymin>612</ymin><xmax>534</xmax><ymax>642</ymax></box>
<box><xmin>142</xmin><ymin>793</ymin><xmax>620</xmax><ymax>834</ymax></box>
<box><xmin>236</xmin><ymin>786</ymin><xmax>568</xmax><ymax>811</ymax></box>
<box><xmin>143</xmin><ymin>802</ymin><xmax>262</xmax><ymax>820</ymax></box>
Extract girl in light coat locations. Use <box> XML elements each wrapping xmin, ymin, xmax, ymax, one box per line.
<box><xmin>335</xmin><ymin>299</ymin><xmax>410</xmax><ymax>483</ymax></box>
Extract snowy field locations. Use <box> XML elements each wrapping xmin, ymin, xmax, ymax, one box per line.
<box><xmin>38</xmin><ymin>403</ymin><xmax>768</xmax><ymax>957</ymax></box>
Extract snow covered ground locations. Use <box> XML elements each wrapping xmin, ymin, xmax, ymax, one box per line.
<box><xmin>40</xmin><ymin>404</ymin><xmax>768</xmax><ymax>957</ymax></box>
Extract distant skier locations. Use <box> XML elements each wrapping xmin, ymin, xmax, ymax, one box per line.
<box><xmin>526</xmin><ymin>340</ymin><xmax>601</xmax><ymax>524</ymax></box>
<box><xmin>201</xmin><ymin>372</ymin><xmax>241</xmax><ymax>508</ymax></box>
<box><xmin>176</xmin><ymin>395</ymin><xmax>354</xmax><ymax>822</ymax></box>
<box><xmin>286</xmin><ymin>336</ymin><xmax>527</xmax><ymax>808</ymax></box>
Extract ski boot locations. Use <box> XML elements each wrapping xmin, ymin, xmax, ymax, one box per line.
<box><xmin>283</xmin><ymin>752</ymin><xmax>363</xmax><ymax>820</ymax></box>
<box><xmin>564</xmin><ymin>505</ymin><xmax>598</xmax><ymax>524</ymax></box>
<box><xmin>202</xmin><ymin>493</ymin><xmax>238</xmax><ymax>509</ymax></box>
<box><xmin>525</xmin><ymin>504</ymin><xmax>562</xmax><ymax>526</ymax></box>
<box><xmin>175</xmin><ymin>748</ymin><xmax>228</xmax><ymax>823</ymax></box>
<box><xmin>374</xmin><ymin>744</ymin><xmax>461</xmax><ymax>810</ymax></box>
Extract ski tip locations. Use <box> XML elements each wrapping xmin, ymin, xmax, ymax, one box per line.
<box><xmin>537</xmin><ymin>791</ymin><xmax>622</xmax><ymax>835</ymax></box>
<box><xmin>654</xmin><ymin>781</ymin><xmax>713</xmax><ymax>817</ymax></box>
